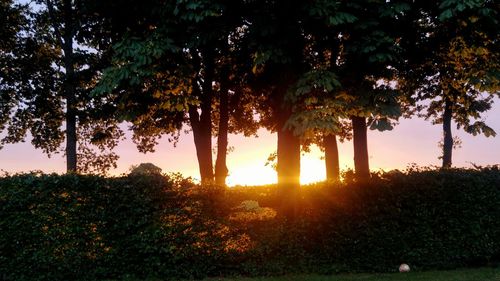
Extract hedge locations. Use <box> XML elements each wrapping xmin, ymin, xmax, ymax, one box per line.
<box><xmin>1</xmin><ymin>167</ymin><xmax>499</xmax><ymax>280</ymax></box>
<box><xmin>0</xmin><ymin>173</ymin><xmax>229</xmax><ymax>281</ymax></box>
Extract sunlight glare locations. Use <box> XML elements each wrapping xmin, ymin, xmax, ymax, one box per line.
<box><xmin>300</xmin><ymin>155</ymin><xmax>326</xmax><ymax>185</ymax></box>
<box><xmin>226</xmin><ymin>165</ymin><xmax>276</xmax><ymax>186</ymax></box>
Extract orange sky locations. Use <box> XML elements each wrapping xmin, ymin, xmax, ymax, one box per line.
<box><xmin>1</xmin><ymin>100</ymin><xmax>499</xmax><ymax>186</ymax></box>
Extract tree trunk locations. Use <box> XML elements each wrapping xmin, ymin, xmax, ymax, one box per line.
<box><xmin>215</xmin><ymin>78</ymin><xmax>229</xmax><ymax>186</ymax></box>
<box><xmin>351</xmin><ymin>116</ymin><xmax>370</xmax><ymax>181</ymax></box>
<box><xmin>277</xmin><ymin>112</ymin><xmax>300</xmax><ymax>218</ymax></box>
<box><xmin>189</xmin><ymin>105</ymin><xmax>214</xmax><ymax>184</ymax></box>
<box><xmin>277</xmin><ymin>117</ymin><xmax>300</xmax><ymax>188</ymax></box>
<box><xmin>324</xmin><ymin>134</ymin><xmax>340</xmax><ymax>181</ymax></box>
<box><xmin>189</xmin><ymin>49</ymin><xmax>214</xmax><ymax>184</ymax></box>
<box><xmin>276</xmin><ymin>88</ymin><xmax>300</xmax><ymax>189</ymax></box>
<box><xmin>61</xmin><ymin>0</ymin><xmax>77</xmax><ymax>173</ymax></box>
<box><xmin>275</xmin><ymin>82</ymin><xmax>300</xmax><ymax>218</ymax></box>
<box><xmin>442</xmin><ymin>97</ymin><xmax>453</xmax><ymax>168</ymax></box>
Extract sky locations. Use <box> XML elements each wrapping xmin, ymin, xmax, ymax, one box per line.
<box><xmin>1</xmin><ymin>98</ymin><xmax>499</xmax><ymax>186</ymax></box>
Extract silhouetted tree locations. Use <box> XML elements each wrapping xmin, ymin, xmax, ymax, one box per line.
<box><xmin>0</xmin><ymin>0</ymin><xmax>122</xmax><ymax>174</ymax></box>
<box><xmin>400</xmin><ymin>0</ymin><xmax>500</xmax><ymax>168</ymax></box>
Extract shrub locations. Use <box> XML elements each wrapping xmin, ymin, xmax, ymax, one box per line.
<box><xmin>272</xmin><ymin>166</ymin><xmax>500</xmax><ymax>273</ymax></box>
<box><xmin>1</xmin><ymin>167</ymin><xmax>499</xmax><ymax>280</ymax></box>
<box><xmin>0</xmin><ymin>173</ymin><xmax>230</xmax><ymax>281</ymax></box>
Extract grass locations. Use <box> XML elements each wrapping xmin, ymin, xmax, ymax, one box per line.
<box><xmin>203</xmin><ymin>267</ymin><xmax>500</xmax><ymax>281</ymax></box>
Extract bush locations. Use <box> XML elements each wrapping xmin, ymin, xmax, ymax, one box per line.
<box><xmin>1</xmin><ymin>167</ymin><xmax>499</xmax><ymax>280</ymax></box>
<box><xmin>0</xmin><ymin>172</ymin><xmax>230</xmax><ymax>281</ymax></box>
<box><xmin>221</xmin><ymin>167</ymin><xmax>500</xmax><ymax>274</ymax></box>
<box><xmin>265</xmin><ymin>166</ymin><xmax>500</xmax><ymax>273</ymax></box>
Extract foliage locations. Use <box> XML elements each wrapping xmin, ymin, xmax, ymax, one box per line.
<box><xmin>0</xmin><ymin>1</ymin><xmax>64</xmax><ymax>154</ymax></box>
<box><xmin>301</xmin><ymin>166</ymin><xmax>500</xmax><ymax>272</ymax></box>
<box><xmin>92</xmin><ymin>0</ymin><xmax>262</xmax><ymax>184</ymax></box>
<box><xmin>0</xmin><ymin>173</ymin><xmax>233</xmax><ymax>281</ymax></box>
<box><xmin>129</xmin><ymin>162</ymin><xmax>163</xmax><ymax>175</ymax></box>
<box><xmin>1</xmin><ymin>168</ymin><xmax>499</xmax><ymax>280</ymax></box>
<box><xmin>0</xmin><ymin>0</ymin><xmax>123</xmax><ymax>173</ymax></box>
<box><xmin>221</xmin><ymin>167</ymin><xmax>500</xmax><ymax>275</ymax></box>
<box><xmin>290</xmin><ymin>0</ymin><xmax>407</xmax><ymax>135</ymax></box>
<box><xmin>400</xmin><ymin>0</ymin><xmax>500</xmax><ymax>166</ymax></box>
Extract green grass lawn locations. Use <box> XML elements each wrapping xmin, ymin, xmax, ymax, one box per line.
<box><xmin>203</xmin><ymin>267</ymin><xmax>500</xmax><ymax>281</ymax></box>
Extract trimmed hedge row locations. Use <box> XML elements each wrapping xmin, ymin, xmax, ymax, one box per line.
<box><xmin>0</xmin><ymin>173</ymin><xmax>229</xmax><ymax>281</ymax></box>
<box><xmin>330</xmin><ymin>167</ymin><xmax>498</xmax><ymax>272</ymax></box>
<box><xmin>1</xmin><ymin>167</ymin><xmax>499</xmax><ymax>280</ymax></box>
<box><xmin>234</xmin><ymin>167</ymin><xmax>500</xmax><ymax>275</ymax></box>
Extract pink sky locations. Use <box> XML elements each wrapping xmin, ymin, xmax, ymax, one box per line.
<box><xmin>1</xmin><ymin>100</ymin><xmax>499</xmax><ymax>186</ymax></box>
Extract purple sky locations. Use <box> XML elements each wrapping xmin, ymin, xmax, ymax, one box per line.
<box><xmin>1</xmin><ymin>99</ymin><xmax>499</xmax><ymax>185</ymax></box>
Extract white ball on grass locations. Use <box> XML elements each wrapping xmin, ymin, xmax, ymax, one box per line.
<box><xmin>399</xmin><ymin>263</ymin><xmax>410</xmax><ymax>272</ymax></box>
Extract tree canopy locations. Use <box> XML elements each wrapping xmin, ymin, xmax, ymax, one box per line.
<box><xmin>1</xmin><ymin>0</ymin><xmax>498</xmax><ymax>191</ymax></box>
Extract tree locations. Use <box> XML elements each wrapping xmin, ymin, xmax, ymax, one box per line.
<box><xmin>299</xmin><ymin>121</ymin><xmax>352</xmax><ymax>182</ymax></box>
<box><xmin>129</xmin><ymin>162</ymin><xmax>162</xmax><ymax>175</ymax></box>
<box><xmin>93</xmin><ymin>0</ymin><xmax>211</xmax><ymax>182</ymax></box>
<box><xmin>401</xmin><ymin>0</ymin><xmax>500</xmax><ymax>168</ymax></box>
<box><xmin>336</xmin><ymin>0</ymin><xmax>407</xmax><ymax>181</ymax></box>
<box><xmin>1</xmin><ymin>1</ymin><xmax>73</xmax><ymax>159</ymax></box>
<box><xmin>1</xmin><ymin>0</ymin><xmax>26</xmax><ymax>142</ymax></box>
<box><xmin>46</xmin><ymin>0</ymin><xmax>79</xmax><ymax>171</ymax></box>
<box><xmin>243</xmin><ymin>0</ymin><xmax>309</xmax><ymax>193</ymax></box>
<box><xmin>188</xmin><ymin>1</ymin><xmax>261</xmax><ymax>185</ymax></box>
<box><xmin>324</xmin><ymin>134</ymin><xmax>340</xmax><ymax>181</ymax></box>
<box><xmin>323</xmin><ymin>122</ymin><xmax>352</xmax><ymax>181</ymax></box>
<box><xmin>0</xmin><ymin>0</ymin><xmax>123</xmax><ymax>174</ymax></box>
<box><xmin>94</xmin><ymin>0</ymin><xmax>259</xmax><ymax>184</ymax></box>
<box><xmin>212</xmin><ymin>50</ymin><xmax>261</xmax><ymax>186</ymax></box>
<box><xmin>283</xmin><ymin>0</ymin><xmax>405</xmax><ymax>182</ymax></box>
<box><xmin>214</xmin><ymin>66</ymin><xmax>230</xmax><ymax>186</ymax></box>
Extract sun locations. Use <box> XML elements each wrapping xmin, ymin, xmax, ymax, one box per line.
<box><xmin>225</xmin><ymin>146</ymin><xmax>330</xmax><ymax>186</ymax></box>
<box><xmin>226</xmin><ymin>165</ymin><xmax>276</xmax><ymax>186</ymax></box>
<box><xmin>300</xmin><ymin>156</ymin><xmax>326</xmax><ymax>185</ymax></box>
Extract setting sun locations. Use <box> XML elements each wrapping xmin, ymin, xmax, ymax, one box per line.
<box><xmin>225</xmin><ymin>148</ymin><xmax>330</xmax><ymax>186</ymax></box>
